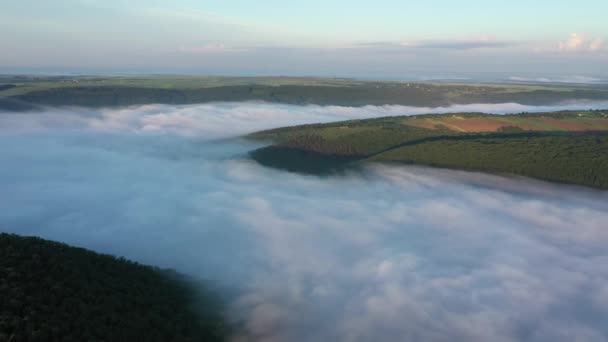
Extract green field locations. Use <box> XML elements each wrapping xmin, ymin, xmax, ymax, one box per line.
<box><xmin>249</xmin><ymin>110</ymin><xmax>608</xmax><ymax>189</ymax></box>
<box><xmin>2</xmin><ymin>75</ymin><xmax>608</xmax><ymax>110</ymax></box>
<box><xmin>0</xmin><ymin>233</ymin><xmax>228</xmax><ymax>342</ymax></box>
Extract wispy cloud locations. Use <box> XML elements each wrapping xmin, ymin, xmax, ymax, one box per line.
<box><xmin>407</xmin><ymin>39</ymin><xmax>515</xmax><ymax>50</ymax></box>
<box><xmin>356</xmin><ymin>37</ymin><xmax>517</xmax><ymax>51</ymax></box>
<box><xmin>177</xmin><ymin>44</ymin><xmax>248</xmax><ymax>54</ymax></box>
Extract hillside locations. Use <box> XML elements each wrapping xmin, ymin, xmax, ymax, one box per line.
<box><xmin>0</xmin><ymin>233</ymin><xmax>228</xmax><ymax>342</ymax></box>
<box><xmin>2</xmin><ymin>75</ymin><xmax>608</xmax><ymax>110</ymax></box>
<box><xmin>249</xmin><ymin>110</ymin><xmax>608</xmax><ymax>189</ymax></box>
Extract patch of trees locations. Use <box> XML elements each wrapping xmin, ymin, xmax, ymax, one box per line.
<box><xmin>0</xmin><ymin>233</ymin><xmax>228</xmax><ymax>342</ymax></box>
<box><xmin>0</xmin><ymin>84</ymin><xmax>17</xmax><ymax>91</ymax></box>
<box><xmin>250</xmin><ymin>146</ymin><xmax>359</xmax><ymax>174</ymax></box>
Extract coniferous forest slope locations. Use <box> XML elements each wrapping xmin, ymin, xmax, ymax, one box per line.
<box><xmin>249</xmin><ymin>110</ymin><xmax>608</xmax><ymax>189</ymax></box>
<box><xmin>2</xmin><ymin>75</ymin><xmax>608</xmax><ymax>110</ymax></box>
<box><xmin>0</xmin><ymin>233</ymin><xmax>228</xmax><ymax>342</ymax></box>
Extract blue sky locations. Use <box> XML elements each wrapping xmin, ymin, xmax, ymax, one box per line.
<box><xmin>1</xmin><ymin>0</ymin><xmax>607</xmax><ymax>78</ymax></box>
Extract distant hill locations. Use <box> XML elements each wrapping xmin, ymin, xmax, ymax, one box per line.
<box><xmin>2</xmin><ymin>75</ymin><xmax>608</xmax><ymax>110</ymax></box>
<box><xmin>249</xmin><ymin>110</ymin><xmax>608</xmax><ymax>189</ymax></box>
<box><xmin>0</xmin><ymin>233</ymin><xmax>228</xmax><ymax>342</ymax></box>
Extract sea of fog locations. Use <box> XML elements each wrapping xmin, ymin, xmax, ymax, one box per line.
<box><xmin>1</xmin><ymin>102</ymin><xmax>608</xmax><ymax>342</ymax></box>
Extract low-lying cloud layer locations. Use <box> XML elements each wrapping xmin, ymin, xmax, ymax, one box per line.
<box><xmin>3</xmin><ymin>101</ymin><xmax>608</xmax><ymax>138</ymax></box>
<box><xmin>1</xmin><ymin>103</ymin><xmax>608</xmax><ymax>341</ymax></box>
<box><xmin>508</xmin><ymin>75</ymin><xmax>604</xmax><ymax>84</ymax></box>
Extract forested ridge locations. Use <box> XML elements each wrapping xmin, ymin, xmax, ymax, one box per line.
<box><xmin>249</xmin><ymin>111</ymin><xmax>608</xmax><ymax>189</ymax></box>
<box><xmin>0</xmin><ymin>233</ymin><xmax>228</xmax><ymax>342</ymax></box>
<box><xmin>3</xmin><ymin>76</ymin><xmax>608</xmax><ymax>110</ymax></box>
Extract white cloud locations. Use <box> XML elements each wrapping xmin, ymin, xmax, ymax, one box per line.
<box><xmin>559</xmin><ymin>33</ymin><xmax>605</xmax><ymax>52</ymax></box>
<box><xmin>559</xmin><ymin>33</ymin><xmax>585</xmax><ymax>51</ymax></box>
<box><xmin>589</xmin><ymin>38</ymin><xmax>605</xmax><ymax>51</ymax></box>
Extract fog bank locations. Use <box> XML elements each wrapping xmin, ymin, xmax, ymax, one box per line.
<box><xmin>1</xmin><ymin>103</ymin><xmax>608</xmax><ymax>341</ymax></box>
<box><xmin>2</xmin><ymin>101</ymin><xmax>608</xmax><ymax>137</ymax></box>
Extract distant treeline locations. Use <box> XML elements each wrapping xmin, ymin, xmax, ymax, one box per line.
<box><xmin>3</xmin><ymin>81</ymin><xmax>608</xmax><ymax>110</ymax></box>
<box><xmin>0</xmin><ymin>233</ymin><xmax>228</xmax><ymax>342</ymax></box>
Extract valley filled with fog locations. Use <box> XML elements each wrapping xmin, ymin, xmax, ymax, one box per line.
<box><xmin>2</xmin><ymin>102</ymin><xmax>608</xmax><ymax>342</ymax></box>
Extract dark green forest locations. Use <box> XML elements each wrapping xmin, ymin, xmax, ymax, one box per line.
<box><xmin>372</xmin><ymin>133</ymin><xmax>608</xmax><ymax>188</ymax></box>
<box><xmin>0</xmin><ymin>233</ymin><xmax>228</xmax><ymax>342</ymax></box>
